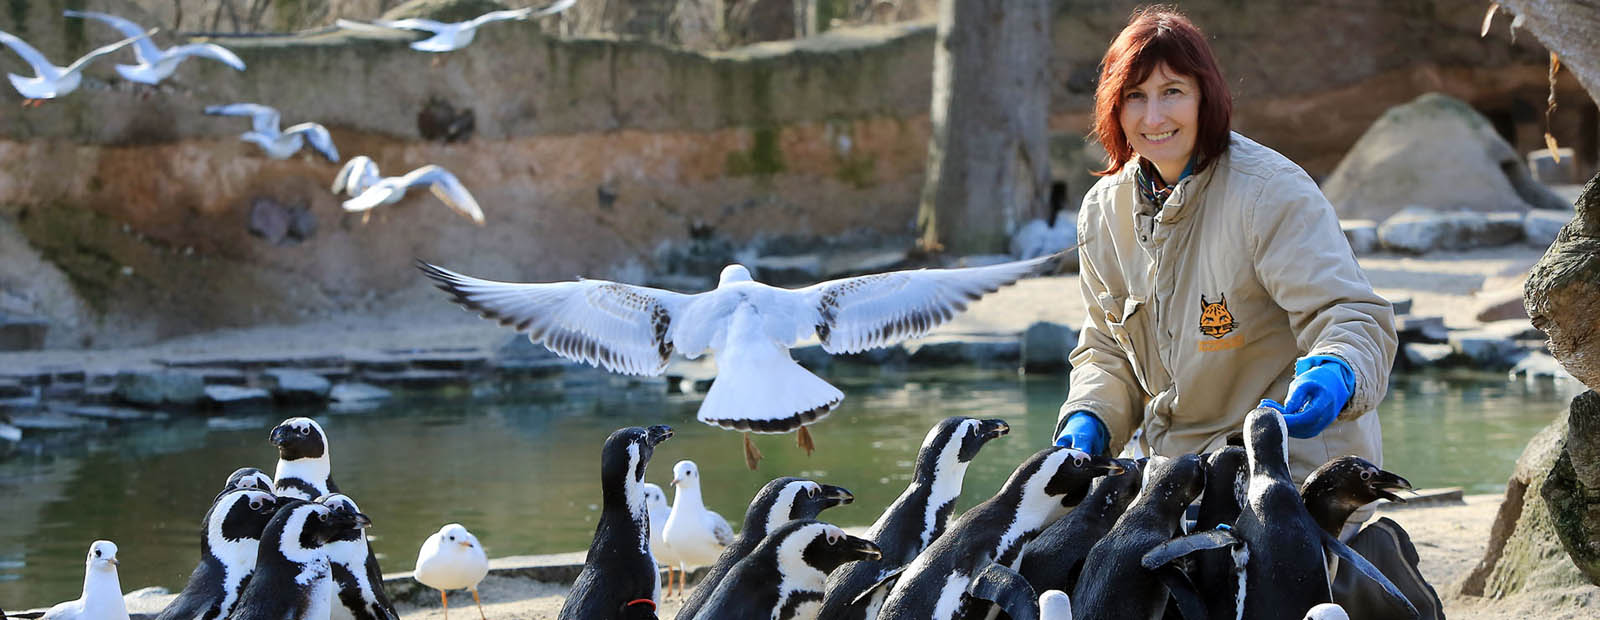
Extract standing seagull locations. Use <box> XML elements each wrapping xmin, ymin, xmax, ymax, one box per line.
<box><xmin>336</xmin><ymin>1</ymin><xmax>572</xmax><ymax>53</ymax></box>
<box><xmin>43</xmin><ymin>541</ymin><xmax>128</xmax><ymax>620</ymax></box>
<box><xmin>335</xmin><ymin>159</ymin><xmax>484</xmax><ymax>225</ymax></box>
<box><xmin>204</xmin><ymin>103</ymin><xmax>340</xmax><ymax>162</ymax></box>
<box><xmin>642</xmin><ymin>482</ymin><xmax>677</xmax><ymax>592</ymax></box>
<box><xmin>418</xmin><ymin>252</ymin><xmax>1060</xmax><ymax>468</ymax></box>
<box><xmin>662</xmin><ymin>460</ymin><xmax>735</xmax><ymax>598</ymax></box>
<box><xmin>414</xmin><ymin>524</ymin><xmax>490</xmax><ymax>620</ymax></box>
<box><xmin>0</xmin><ymin>28</ymin><xmax>150</xmax><ymax>104</ymax></box>
<box><xmin>63</xmin><ymin>11</ymin><xmax>244</xmax><ymax>84</ymax></box>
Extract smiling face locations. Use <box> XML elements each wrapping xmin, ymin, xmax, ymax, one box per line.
<box><xmin>1119</xmin><ymin>62</ymin><xmax>1201</xmax><ymax>183</ymax></box>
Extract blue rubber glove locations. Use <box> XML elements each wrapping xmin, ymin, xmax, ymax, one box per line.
<box><xmin>1276</xmin><ymin>356</ymin><xmax>1354</xmax><ymax>439</ymax></box>
<box><xmin>1054</xmin><ymin>411</ymin><xmax>1110</xmax><ymax>456</ymax></box>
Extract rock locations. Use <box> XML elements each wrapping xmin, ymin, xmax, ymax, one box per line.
<box><xmin>907</xmin><ymin>335</ymin><xmax>1020</xmax><ymax>366</ymax></box>
<box><xmin>1386</xmin><ymin>295</ymin><xmax>1413</xmax><ymax>316</ymax></box>
<box><xmin>1396</xmin><ymin>315</ymin><xmax>1448</xmax><ymax>344</ymax></box>
<box><xmin>1448</xmin><ymin>326</ymin><xmax>1530</xmax><ymax>368</ymax></box>
<box><xmin>751</xmin><ymin>253</ymin><xmax>823</xmax><ymax>285</ymax></box>
<box><xmin>202</xmin><ymin>385</ymin><xmax>272</xmax><ymax>409</ymax></box>
<box><xmin>0</xmin><ymin>313</ymin><xmax>49</xmax><ymax>351</ymax></box>
<box><xmin>61</xmin><ymin>406</ymin><xmax>166</xmax><ymax>422</ymax></box>
<box><xmin>1474</xmin><ymin>288</ymin><xmax>1530</xmax><ymax>322</ymax></box>
<box><xmin>1523</xmin><ymin>172</ymin><xmax>1600</xmax><ymax>390</ymax></box>
<box><xmin>1021</xmin><ymin>321</ymin><xmax>1077</xmax><ymax>373</ymax></box>
<box><xmin>330</xmin><ymin>382</ymin><xmax>393</xmax><ymax>404</ymax></box>
<box><xmin>1324</xmin><ymin>93</ymin><xmax>1570</xmax><ymax>221</ymax></box>
<box><xmin>1543</xmin><ymin>390</ymin><xmax>1600</xmax><ymax>587</ymax></box>
<box><xmin>1511</xmin><ymin>351</ymin><xmax>1575</xmax><ymax>381</ymax></box>
<box><xmin>382</xmin><ymin>0</ymin><xmax>511</xmax><ymax>22</ymax></box>
<box><xmin>1402</xmin><ymin>343</ymin><xmax>1455</xmax><ymax>368</ymax></box>
<box><xmin>1528</xmin><ymin>147</ymin><xmax>1580</xmax><ymax>184</ymax></box>
<box><xmin>790</xmin><ymin>343</ymin><xmax>833</xmax><ymax>370</ymax></box>
<box><xmin>262</xmin><ymin>369</ymin><xmax>332</xmax><ymax>403</ymax></box>
<box><xmin>417</xmin><ymin>97</ymin><xmax>474</xmax><ymax>143</ymax></box>
<box><xmin>1524</xmin><ymin>209</ymin><xmax>1572</xmax><ymax>249</ymax></box>
<box><xmin>114</xmin><ymin>369</ymin><xmax>207</xmax><ymax>408</ymax></box>
<box><xmin>1340</xmin><ymin>219</ymin><xmax>1380</xmax><ymax>255</ymax></box>
<box><xmin>1377</xmin><ymin>207</ymin><xmax>1524</xmax><ymax>254</ymax></box>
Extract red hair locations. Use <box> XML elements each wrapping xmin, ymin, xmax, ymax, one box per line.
<box><xmin>1091</xmin><ymin>6</ymin><xmax>1232</xmax><ymax>176</ymax></box>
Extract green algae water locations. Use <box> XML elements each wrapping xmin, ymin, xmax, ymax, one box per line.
<box><xmin>0</xmin><ymin>367</ymin><xmax>1582</xmax><ymax>608</ymax></box>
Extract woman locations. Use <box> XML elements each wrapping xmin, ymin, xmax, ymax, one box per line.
<box><xmin>1052</xmin><ymin>7</ymin><xmax>1397</xmax><ymax>503</ymax></box>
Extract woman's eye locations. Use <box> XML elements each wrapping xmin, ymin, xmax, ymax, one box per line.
<box><xmin>1125</xmin><ymin>91</ymin><xmax>1145</xmax><ymax>101</ymax></box>
<box><xmin>1165</xmin><ymin>88</ymin><xmax>1183</xmax><ymax>96</ymax></box>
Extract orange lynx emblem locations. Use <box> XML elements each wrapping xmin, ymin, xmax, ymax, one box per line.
<box><xmin>1198</xmin><ymin>294</ymin><xmax>1238</xmax><ymax>339</ymax></box>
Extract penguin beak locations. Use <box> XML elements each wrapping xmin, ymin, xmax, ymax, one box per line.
<box><xmin>646</xmin><ymin>425</ymin><xmax>673</xmax><ymax>447</ymax></box>
<box><xmin>353</xmin><ymin>512</ymin><xmax>373</xmax><ymax>528</ymax></box>
<box><xmin>1091</xmin><ymin>454</ymin><xmax>1125</xmax><ymax>476</ymax></box>
<box><xmin>268</xmin><ymin>426</ymin><xmax>289</xmax><ymax>446</ymax></box>
<box><xmin>821</xmin><ymin>484</ymin><xmax>854</xmax><ymax>505</ymax></box>
<box><xmin>1370</xmin><ymin>470</ymin><xmax>1413</xmax><ymax>504</ymax></box>
<box><xmin>980</xmin><ymin>419</ymin><xmax>1010</xmax><ymax>440</ymax></box>
<box><xmin>843</xmin><ymin>536</ymin><xmax>882</xmax><ymax>561</ymax></box>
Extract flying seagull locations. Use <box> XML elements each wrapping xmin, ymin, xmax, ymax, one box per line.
<box><xmin>418</xmin><ymin>252</ymin><xmax>1060</xmax><ymax>468</ymax></box>
<box><xmin>64</xmin><ymin>11</ymin><xmax>245</xmax><ymax>85</ymax></box>
<box><xmin>0</xmin><ymin>27</ymin><xmax>151</xmax><ymax>104</ymax></box>
<box><xmin>336</xmin><ymin>1</ymin><xmax>573</xmax><ymax>53</ymax></box>
<box><xmin>204</xmin><ymin>103</ymin><xmax>340</xmax><ymax>162</ymax></box>
<box><xmin>334</xmin><ymin>158</ymin><xmax>484</xmax><ymax>225</ymax></box>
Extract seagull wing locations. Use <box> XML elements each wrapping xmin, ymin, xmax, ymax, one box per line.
<box><xmin>164</xmin><ymin>43</ymin><xmax>246</xmax><ymax>71</ymax></box>
<box><xmin>61</xmin><ymin>27</ymin><xmax>154</xmax><ymax>76</ymax></box>
<box><xmin>372</xmin><ymin>18</ymin><xmax>450</xmax><ymax>32</ymax></box>
<box><xmin>706</xmin><ymin>510</ymin><xmax>735</xmax><ymax>547</ymax></box>
<box><xmin>470</xmin><ymin>8</ymin><xmax>534</xmax><ymax>26</ymax></box>
<box><xmin>62</xmin><ymin>10</ymin><xmax>162</xmax><ymax>61</ymax></box>
<box><xmin>205</xmin><ymin>103</ymin><xmax>280</xmax><ymax>135</ymax></box>
<box><xmin>531</xmin><ymin>0</ymin><xmax>578</xmax><ymax>17</ymax></box>
<box><xmin>417</xmin><ymin>261</ymin><xmax>697</xmax><ymax>375</ymax></box>
<box><xmin>795</xmin><ymin>252</ymin><xmax>1060</xmax><ymax>354</ymax></box>
<box><xmin>0</xmin><ymin>30</ymin><xmax>58</xmax><ymax>78</ymax></box>
<box><xmin>342</xmin><ymin>182</ymin><xmax>399</xmax><ymax>213</ymax></box>
<box><xmin>332</xmin><ymin>155</ymin><xmax>378</xmax><ymax>195</ymax></box>
<box><xmin>284</xmin><ymin>122</ymin><xmax>339</xmax><ymax>163</ymax></box>
<box><xmin>402</xmin><ymin>165</ymin><xmax>484</xmax><ymax>225</ymax></box>
<box><xmin>335</xmin><ymin>18</ymin><xmax>401</xmax><ymax>33</ymax></box>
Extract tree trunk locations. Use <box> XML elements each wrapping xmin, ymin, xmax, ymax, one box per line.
<box><xmin>916</xmin><ymin>0</ymin><xmax>1051</xmax><ymax>256</ymax></box>
<box><xmin>1499</xmin><ymin>1</ymin><xmax>1600</xmax><ymax>103</ymax></box>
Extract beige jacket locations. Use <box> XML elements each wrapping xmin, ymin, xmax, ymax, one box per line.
<box><xmin>1058</xmin><ymin>133</ymin><xmax>1397</xmax><ymax>483</ymax></box>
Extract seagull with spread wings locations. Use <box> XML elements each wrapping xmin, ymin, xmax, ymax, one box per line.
<box><xmin>336</xmin><ymin>1</ymin><xmax>573</xmax><ymax>53</ymax></box>
<box><xmin>64</xmin><ymin>11</ymin><xmax>245</xmax><ymax>85</ymax></box>
<box><xmin>418</xmin><ymin>252</ymin><xmax>1060</xmax><ymax>468</ymax></box>
<box><xmin>335</xmin><ymin>159</ymin><xmax>484</xmax><ymax>225</ymax></box>
<box><xmin>204</xmin><ymin>103</ymin><xmax>340</xmax><ymax>162</ymax></box>
<box><xmin>0</xmin><ymin>27</ymin><xmax>150</xmax><ymax>104</ymax></box>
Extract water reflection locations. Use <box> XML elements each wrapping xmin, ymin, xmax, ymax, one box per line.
<box><xmin>0</xmin><ymin>367</ymin><xmax>1582</xmax><ymax>607</ymax></box>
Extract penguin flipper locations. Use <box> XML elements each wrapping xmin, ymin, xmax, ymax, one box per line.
<box><xmin>1318</xmin><ymin>530</ymin><xmax>1420</xmax><ymax>620</ymax></box>
<box><xmin>966</xmin><ymin>562</ymin><xmax>1039</xmax><ymax>620</ymax></box>
<box><xmin>848</xmin><ymin>565</ymin><xmax>907</xmax><ymax>607</ymax></box>
<box><xmin>1141</xmin><ymin>529</ymin><xmax>1239</xmax><ymax>570</ymax></box>
<box><xmin>1150</xmin><ymin>564</ymin><xmax>1209</xmax><ymax>620</ymax></box>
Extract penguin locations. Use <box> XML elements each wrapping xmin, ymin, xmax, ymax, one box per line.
<box><xmin>42</xmin><ymin>541</ymin><xmax>128</xmax><ymax>620</ymax></box>
<box><xmin>1181</xmin><ymin>446</ymin><xmax>1250</xmax><ymax>620</ymax></box>
<box><xmin>1143</xmin><ymin>408</ymin><xmax>1419</xmax><ymax>620</ymax></box>
<box><xmin>676</xmin><ymin>477</ymin><xmax>855</xmax><ymax>619</ymax></box>
<box><xmin>270</xmin><ymin>417</ymin><xmax>337</xmax><ymax>501</ymax></box>
<box><xmin>1299</xmin><ymin>455</ymin><xmax>1411</xmax><ymax>539</ymax></box>
<box><xmin>229</xmin><ymin>499</ymin><xmax>370</xmax><ymax>620</ymax></box>
<box><xmin>1332</xmin><ymin>517</ymin><xmax>1444</xmax><ymax>620</ymax></box>
<box><xmin>690</xmin><ymin>520</ymin><xmax>881</xmax><ymax>620</ymax></box>
<box><xmin>220</xmin><ymin>467</ymin><xmax>275</xmax><ymax>498</ymax></box>
<box><xmin>317</xmin><ymin>494</ymin><xmax>398</xmax><ymax>620</ymax></box>
<box><xmin>1016</xmin><ymin>457</ymin><xmax>1143</xmax><ymax>595</ymax></box>
<box><xmin>155</xmin><ymin>489</ymin><xmax>279</xmax><ymax>620</ymax></box>
<box><xmin>874</xmin><ymin>446</ymin><xmax>1121</xmax><ymax>620</ymax></box>
<box><xmin>818</xmin><ymin>416</ymin><xmax>1009</xmax><ymax>620</ymax></box>
<box><xmin>1069</xmin><ymin>453</ymin><xmax>1209</xmax><ymax>620</ymax></box>
<box><xmin>559</xmin><ymin>425</ymin><xmax>674</xmax><ymax>620</ymax></box>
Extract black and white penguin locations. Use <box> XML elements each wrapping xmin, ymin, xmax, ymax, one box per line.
<box><xmin>1299</xmin><ymin>457</ymin><xmax>1440</xmax><ymax>620</ymax></box>
<box><xmin>220</xmin><ymin>467</ymin><xmax>275</xmax><ymax>499</ymax></box>
<box><xmin>676</xmin><ymin>477</ymin><xmax>855</xmax><ymax>619</ymax></box>
<box><xmin>317</xmin><ymin>494</ymin><xmax>397</xmax><ymax>620</ymax></box>
<box><xmin>559</xmin><ymin>425</ymin><xmax>674</xmax><ymax>620</ymax></box>
<box><xmin>230</xmin><ymin>499</ymin><xmax>370</xmax><ymax>620</ymax></box>
<box><xmin>1299</xmin><ymin>455</ymin><xmax>1411</xmax><ymax>539</ymax></box>
<box><xmin>270</xmin><ymin>417</ymin><xmax>338</xmax><ymax>501</ymax></box>
<box><xmin>818</xmin><ymin>416</ymin><xmax>1009</xmax><ymax>620</ymax></box>
<box><xmin>1070</xmin><ymin>453</ymin><xmax>1209</xmax><ymax>620</ymax></box>
<box><xmin>1145</xmin><ymin>408</ymin><xmax>1419</xmax><ymax>620</ymax></box>
<box><xmin>155</xmin><ymin>489</ymin><xmax>279</xmax><ymax>620</ymax></box>
<box><xmin>690</xmin><ymin>520</ymin><xmax>881</xmax><ymax>620</ymax></box>
<box><xmin>1015</xmin><ymin>457</ymin><xmax>1143</xmax><ymax>595</ymax></box>
<box><xmin>875</xmin><ymin>446</ymin><xmax>1121</xmax><ymax>620</ymax></box>
<box><xmin>1178</xmin><ymin>446</ymin><xmax>1249</xmax><ymax>620</ymax></box>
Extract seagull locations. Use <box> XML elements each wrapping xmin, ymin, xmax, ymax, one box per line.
<box><xmin>43</xmin><ymin>540</ymin><xmax>129</xmax><ymax>620</ymax></box>
<box><xmin>417</xmin><ymin>251</ymin><xmax>1060</xmax><ymax>468</ymax></box>
<box><xmin>204</xmin><ymin>103</ymin><xmax>339</xmax><ymax>162</ymax></box>
<box><xmin>336</xmin><ymin>0</ymin><xmax>573</xmax><ymax>53</ymax></box>
<box><xmin>1040</xmin><ymin>590</ymin><xmax>1073</xmax><ymax>620</ymax></box>
<box><xmin>642</xmin><ymin>482</ymin><xmax>679</xmax><ymax>597</ymax></box>
<box><xmin>414</xmin><ymin>523</ymin><xmax>490</xmax><ymax>620</ymax></box>
<box><xmin>63</xmin><ymin>11</ymin><xmax>245</xmax><ymax>84</ymax></box>
<box><xmin>337</xmin><ymin>161</ymin><xmax>485</xmax><ymax>225</ymax></box>
<box><xmin>0</xmin><ymin>27</ymin><xmax>151</xmax><ymax>104</ymax></box>
<box><xmin>661</xmin><ymin>460</ymin><xmax>734</xmax><ymax>598</ymax></box>
<box><xmin>1304</xmin><ymin>603</ymin><xmax>1351</xmax><ymax>620</ymax></box>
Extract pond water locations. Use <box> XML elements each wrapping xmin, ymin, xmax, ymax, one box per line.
<box><xmin>0</xmin><ymin>366</ymin><xmax>1583</xmax><ymax>607</ymax></box>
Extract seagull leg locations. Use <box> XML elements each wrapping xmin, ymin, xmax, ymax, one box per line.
<box><xmin>470</xmin><ymin>586</ymin><xmax>486</xmax><ymax>620</ymax></box>
<box><xmin>743</xmin><ymin>432</ymin><xmax>763</xmax><ymax>470</ymax></box>
<box><xmin>439</xmin><ymin>589</ymin><xmax>449</xmax><ymax>620</ymax></box>
<box><xmin>797</xmin><ymin>425</ymin><xmax>816</xmax><ymax>456</ymax></box>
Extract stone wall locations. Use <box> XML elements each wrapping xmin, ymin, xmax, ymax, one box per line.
<box><xmin>0</xmin><ymin>0</ymin><xmax>1588</xmax><ymax>347</ymax></box>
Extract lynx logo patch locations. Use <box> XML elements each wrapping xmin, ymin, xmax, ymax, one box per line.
<box><xmin>1198</xmin><ymin>294</ymin><xmax>1238</xmax><ymax>339</ymax></box>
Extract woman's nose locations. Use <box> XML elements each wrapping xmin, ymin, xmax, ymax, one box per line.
<box><xmin>1143</xmin><ymin>99</ymin><xmax>1165</xmax><ymax>127</ymax></box>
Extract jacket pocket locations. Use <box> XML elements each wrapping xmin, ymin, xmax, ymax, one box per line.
<box><xmin>1101</xmin><ymin>296</ymin><xmax>1157</xmax><ymax>396</ymax></box>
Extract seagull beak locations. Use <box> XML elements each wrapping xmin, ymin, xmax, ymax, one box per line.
<box><xmin>109</xmin><ymin>558</ymin><xmax>120</xmax><ymax>566</ymax></box>
<box><xmin>458</xmin><ymin>541</ymin><xmax>474</xmax><ymax>548</ymax></box>
<box><xmin>671</xmin><ymin>476</ymin><xmax>682</xmax><ymax>487</ymax></box>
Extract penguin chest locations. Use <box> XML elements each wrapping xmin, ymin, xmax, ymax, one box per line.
<box><xmin>772</xmin><ymin>588</ymin><xmax>823</xmax><ymax>620</ymax></box>
<box><xmin>300</xmin><ymin>561</ymin><xmax>335</xmax><ymax>620</ymax></box>
<box><xmin>930</xmin><ymin>573</ymin><xmax>973</xmax><ymax>620</ymax></box>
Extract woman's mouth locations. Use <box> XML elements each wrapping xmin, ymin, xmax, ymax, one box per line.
<box><xmin>1143</xmin><ymin>129</ymin><xmax>1177</xmax><ymax>144</ymax></box>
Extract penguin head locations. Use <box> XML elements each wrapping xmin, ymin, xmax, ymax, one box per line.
<box><xmin>436</xmin><ymin>523</ymin><xmax>482</xmax><ymax>552</ymax></box>
<box><xmin>916</xmin><ymin>417</ymin><xmax>1010</xmax><ymax>484</ymax></box>
<box><xmin>1243</xmin><ymin>406</ymin><xmax>1290</xmax><ymax>473</ymax></box>
<box><xmin>787</xmin><ymin>480</ymin><xmax>854</xmax><ymax>519</ymax></box>
<box><xmin>773</xmin><ymin>520</ymin><xmax>881</xmax><ymax>577</ymax></box>
<box><xmin>221</xmin><ymin>467</ymin><xmax>274</xmax><ymax>495</ymax></box>
<box><xmin>1302</xmin><ymin>456</ymin><xmax>1413</xmax><ymax>509</ymax></box>
<box><xmin>216</xmin><ymin>489</ymin><xmax>280</xmax><ymax>542</ymax></box>
<box><xmin>290</xmin><ymin>500</ymin><xmax>367</xmax><ymax>547</ymax></box>
<box><xmin>85</xmin><ymin>540</ymin><xmax>119</xmax><ymax>572</ymax></box>
<box><xmin>269</xmin><ymin>417</ymin><xmax>329</xmax><ymax>462</ymax></box>
<box><xmin>601</xmin><ymin>425</ymin><xmax>673</xmax><ymax>490</ymax></box>
<box><xmin>1141</xmin><ymin>453</ymin><xmax>1208</xmax><ymax>514</ymax></box>
<box><xmin>751</xmin><ymin>478</ymin><xmax>854</xmax><ymax>535</ymax></box>
<box><xmin>1041</xmin><ymin>447</ymin><xmax>1125</xmax><ymax>508</ymax></box>
<box><xmin>717</xmin><ymin>264</ymin><xmax>753</xmax><ymax>286</ymax></box>
<box><xmin>315</xmin><ymin>493</ymin><xmax>373</xmax><ymax>541</ymax></box>
<box><xmin>670</xmin><ymin>460</ymin><xmax>700</xmax><ymax>490</ymax></box>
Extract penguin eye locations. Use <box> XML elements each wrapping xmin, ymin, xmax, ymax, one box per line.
<box><xmin>298</xmin><ymin>427</ymin><xmax>310</xmax><ymax>435</ymax></box>
<box><xmin>1074</xmin><ymin>457</ymin><xmax>1087</xmax><ymax>468</ymax></box>
<box><xmin>1360</xmin><ymin>470</ymin><xmax>1373</xmax><ymax>481</ymax></box>
<box><xmin>250</xmin><ymin>500</ymin><xmax>263</xmax><ymax>510</ymax></box>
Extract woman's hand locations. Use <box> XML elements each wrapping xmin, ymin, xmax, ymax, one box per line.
<box><xmin>1054</xmin><ymin>411</ymin><xmax>1110</xmax><ymax>456</ymax></box>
